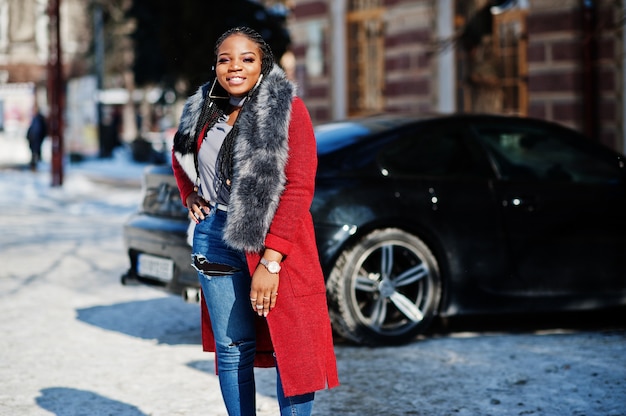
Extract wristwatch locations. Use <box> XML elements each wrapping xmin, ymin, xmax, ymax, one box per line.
<box><xmin>260</xmin><ymin>258</ymin><xmax>281</xmax><ymax>274</ymax></box>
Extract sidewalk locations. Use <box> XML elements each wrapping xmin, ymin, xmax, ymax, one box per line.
<box><xmin>0</xmin><ymin>135</ymin><xmax>146</xmax><ymax>187</ymax></box>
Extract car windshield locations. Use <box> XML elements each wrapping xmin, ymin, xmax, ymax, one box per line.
<box><xmin>315</xmin><ymin>116</ymin><xmax>415</xmax><ymax>155</ymax></box>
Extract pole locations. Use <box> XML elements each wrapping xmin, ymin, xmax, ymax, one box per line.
<box><xmin>48</xmin><ymin>0</ymin><xmax>64</xmax><ymax>186</ymax></box>
<box><xmin>581</xmin><ymin>0</ymin><xmax>598</xmax><ymax>140</ymax></box>
<box><xmin>94</xmin><ymin>4</ymin><xmax>105</xmax><ymax>157</ymax></box>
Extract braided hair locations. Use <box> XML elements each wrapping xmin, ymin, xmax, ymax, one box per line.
<box><xmin>193</xmin><ymin>26</ymin><xmax>275</xmax><ymax>193</ymax></box>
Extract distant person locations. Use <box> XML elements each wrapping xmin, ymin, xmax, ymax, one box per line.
<box><xmin>26</xmin><ymin>106</ymin><xmax>47</xmax><ymax>171</ymax></box>
<box><xmin>171</xmin><ymin>26</ymin><xmax>339</xmax><ymax>415</ymax></box>
<box><xmin>100</xmin><ymin>106</ymin><xmax>122</xmax><ymax>158</ymax></box>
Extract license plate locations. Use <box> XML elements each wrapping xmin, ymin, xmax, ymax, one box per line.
<box><xmin>137</xmin><ymin>254</ymin><xmax>174</xmax><ymax>282</ymax></box>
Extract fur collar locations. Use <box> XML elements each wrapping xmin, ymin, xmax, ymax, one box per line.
<box><xmin>173</xmin><ymin>65</ymin><xmax>295</xmax><ymax>252</ymax></box>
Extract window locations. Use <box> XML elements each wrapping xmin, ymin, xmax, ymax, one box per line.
<box><xmin>379</xmin><ymin>124</ymin><xmax>486</xmax><ymax>177</ymax></box>
<box><xmin>347</xmin><ymin>0</ymin><xmax>384</xmax><ymax>116</ymax></box>
<box><xmin>455</xmin><ymin>1</ymin><xmax>528</xmax><ymax>115</ymax></box>
<box><xmin>0</xmin><ymin>1</ymin><xmax>8</xmax><ymax>53</ymax></box>
<box><xmin>492</xmin><ymin>9</ymin><xmax>528</xmax><ymax>114</ymax></box>
<box><xmin>473</xmin><ymin>123</ymin><xmax>622</xmax><ymax>184</ymax></box>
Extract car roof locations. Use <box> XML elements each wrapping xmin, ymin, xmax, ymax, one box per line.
<box><xmin>315</xmin><ymin>114</ymin><xmax>424</xmax><ymax>155</ymax></box>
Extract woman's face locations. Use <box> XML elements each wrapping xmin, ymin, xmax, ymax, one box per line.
<box><xmin>215</xmin><ymin>34</ymin><xmax>263</xmax><ymax>97</ymax></box>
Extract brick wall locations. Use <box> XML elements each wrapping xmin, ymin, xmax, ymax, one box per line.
<box><xmin>289</xmin><ymin>0</ymin><xmax>333</xmax><ymax>121</ymax></box>
<box><xmin>526</xmin><ymin>0</ymin><xmax>622</xmax><ymax>150</ymax></box>
<box><xmin>383</xmin><ymin>2</ymin><xmax>435</xmax><ymax>114</ymax></box>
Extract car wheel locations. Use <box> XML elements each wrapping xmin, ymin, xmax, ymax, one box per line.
<box><xmin>327</xmin><ymin>228</ymin><xmax>442</xmax><ymax>345</ymax></box>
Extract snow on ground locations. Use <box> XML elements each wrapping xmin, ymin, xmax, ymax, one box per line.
<box><xmin>0</xmin><ymin>149</ymin><xmax>625</xmax><ymax>416</ymax></box>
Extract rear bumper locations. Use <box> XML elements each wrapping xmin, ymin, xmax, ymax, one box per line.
<box><xmin>122</xmin><ymin>213</ymin><xmax>198</xmax><ymax>297</ymax></box>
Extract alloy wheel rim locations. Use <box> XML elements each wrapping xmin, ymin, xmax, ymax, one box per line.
<box><xmin>348</xmin><ymin>240</ymin><xmax>431</xmax><ymax>336</ymax></box>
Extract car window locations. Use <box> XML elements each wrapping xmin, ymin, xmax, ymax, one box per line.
<box><xmin>377</xmin><ymin>123</ymin><xmax>487</xmax><ymax>177</ymax></box>
<box><xmin>472</xmin><ymin>122</ymin><xmax>623</xmax><ymax>184</ymax></box>
<box><xmin>315</xmin><ymin>122</ymin><xmax>372</xmax><ymax>155</ymax></box>
<box><xmin>315</xmin><ymin>117</ymin><xmax>415</xmax><ymax>155</ymax></box>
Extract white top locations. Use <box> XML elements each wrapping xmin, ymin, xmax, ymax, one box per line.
<box><xmin>197</xmin><ymin>114</ymin><xmax>232</xmax><ymax>205</ymax></box>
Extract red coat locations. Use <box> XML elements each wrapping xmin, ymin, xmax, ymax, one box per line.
<box><xmin>173</xmin><ymin>97</ymin><xmax>339</xmax><ymax>397</ymax></box>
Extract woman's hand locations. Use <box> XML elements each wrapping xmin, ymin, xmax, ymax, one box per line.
<box><xmin>186</xmin><ymin>191</ymin><xmax>210</xmax><ymax>223</ymax></box>
<box><xmin>250</xmin><ymin>249</ymin><xmax>282</xmax><ymax>317</ymax></box>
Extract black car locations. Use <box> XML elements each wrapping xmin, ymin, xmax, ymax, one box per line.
<box><xmin>122</xmin><ymin>113</ymin><xmax>626</xmax><ymax>345</ymax></box>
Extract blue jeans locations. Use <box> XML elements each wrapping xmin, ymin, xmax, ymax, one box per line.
<box><xmin>193</xmin><ymin>209</ymin><xmax>315</xmax><ymax>416</ymax></box>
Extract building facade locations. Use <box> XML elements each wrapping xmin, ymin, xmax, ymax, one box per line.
<box><xmin>0</xmin><ymin>0</ymin><xmax>623</xmax><ymax>153</ymax></box>
<box><xmin>0</xmin><ymin>0</ymin><xmax>90</xmax><ymax>85</ymax></box>
<box><xmin>0</xmin><ymin>0</ymin><xmax>91</xmax><ymax>143</ymax></box>
<box><xmin>288</xmin><ymin>0</ymin><xmax>625</xmax><ymax>152</ymax></box>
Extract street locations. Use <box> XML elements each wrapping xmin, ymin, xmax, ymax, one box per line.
<box><xmin>1</xmin><ymin>162</ymin><xmax>625</xmax><ymax>416</ymax></box>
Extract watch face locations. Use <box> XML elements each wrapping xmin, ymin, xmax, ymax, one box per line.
<box><xmin>261</xmin><ymin>258</ymin><xmax>281</xmax><ymax>273</ymax></box>
<box><xmin>268</xmin><ymin>261</ymin><xmax>280</xmax><ymax>273</ymax></box>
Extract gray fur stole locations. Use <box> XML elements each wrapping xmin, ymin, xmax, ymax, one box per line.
<box><xmin>173</xmin><ymin>65</ymin><xmax>295</xmax><ymax>252</ymax></box>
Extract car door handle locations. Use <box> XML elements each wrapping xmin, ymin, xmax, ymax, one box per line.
<box><xmin>503</xmin><ymin>196</ymin><xmax>537</xmax><ymax>211</ymax></box>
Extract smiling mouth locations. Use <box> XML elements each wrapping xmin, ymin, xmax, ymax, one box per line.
<box><xmin>227</xmin><ymin>76</ymin><xmax>246</xmax><ymax>83</ymax></box>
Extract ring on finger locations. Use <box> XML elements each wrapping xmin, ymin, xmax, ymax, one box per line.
<box><xmin>263</xmin><ymin>296</ymin><xmax>270</xmax><ymax>300</ymax></box>
<box><xmin>256</xmin><ymin>305</ymin><xmax>264</xmax><ymax>310</ymax></box>
<box><xmin>250</xmin><ymin>298</ymin><xmax>257</xmax><ymax>302</ymax></box>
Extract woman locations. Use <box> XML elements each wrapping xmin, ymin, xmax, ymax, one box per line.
<box><xmin>172</xmin><ymin>27</ymin><xmax>339</xmax><ymax>415</ymax></box>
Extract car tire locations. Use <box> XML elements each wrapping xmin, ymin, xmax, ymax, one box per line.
<box><xmin>327</xmin><ymin>228</ymin><xmax>442</xmax><ymax>345</ymax></box>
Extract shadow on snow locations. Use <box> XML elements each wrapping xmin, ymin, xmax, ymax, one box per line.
<box><xmin>36</xmin><ymin>387</ymin><xmax>146</xmax><ymax>416</ymax></box>
<box><xmin>76</xmin><ymin>296</ymin><xmax>200</xmax><ymax>345</ymax></box>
